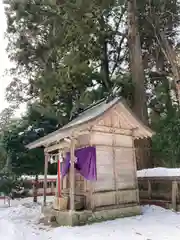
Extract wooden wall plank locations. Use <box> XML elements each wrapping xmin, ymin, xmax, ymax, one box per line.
<box><xmin>94</xmin><ymin>146</ymin><xmax>114</xmax><ymax>191</ymax></box>
<box><xmin>93</xmin><ymin>191</ymin><xmax>116</xmax><ymax>207</ymax></box>
<box><xmin>115</xmin><ymin>147</ymin><xmax>136</xmax><ymax>189</ymax></box>
<box><xmin>91</xmin><ymin>132</ymin><xmax>133</xmax><ymax>148</ymax></box>
<box><xmin>91</xmin><ymin>132</ymin><xmax>113</xmax><ymax>146</ymax></box>
<box><xmin>93</xmin><ymin>189</ymin><xmax>138</xmax><ymax>208</ymax></box>
<box><xmin>117</xmin><ymin>189</ymin><xmax>137</xmax><ymax>204</ymax></box>
<box><xmin>114</xmin><ymin>135</ymin><xmax>133</xmax><ymax>147</ymax></box>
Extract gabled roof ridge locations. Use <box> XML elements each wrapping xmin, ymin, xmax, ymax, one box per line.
<box><xmin>61</xmin><ymin>97</ymin><xmax>120</xmax><ymax>130</ymax></box>
<box><xmin>81</xmin><ymin>98</ymin><xmax>106</xmax><ymax>113</ymax></box>
<box><xmin>26</xmin><ymin>97</ymin><xmax>121</xmax><ymax>149</ymax></box>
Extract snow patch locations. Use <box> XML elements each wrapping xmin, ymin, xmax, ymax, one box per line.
<box><xmin>137</xmin><ymin>167</ymin><xmax>180</xmax><ymax>177</ymax></box>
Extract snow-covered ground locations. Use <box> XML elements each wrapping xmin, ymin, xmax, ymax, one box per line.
<box><xmin>137</xmin><ymin>167</ymin><xmax>180</xmax><ymax>177</ymax></box>
<box><xmin>0</xmin><ymin>197</ymin><xmax>180</xmax><ymax>240</ymax></box>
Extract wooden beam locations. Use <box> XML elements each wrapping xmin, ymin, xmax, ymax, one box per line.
<box><xmin>73</xmin><ymin>130</ymin><xmax>90</xmax><ymax>138</ymax></box>
<box><xmin>45</xmin><ymin>142</ymin><xmax>69</xmax><ymax>153</ymax></box>
<box><xmin>92</xmin><ymin>125</ymin><xmax>132</xmax><ymax>136</ymax></box>
<box><xmin>69</xmin><ymin>138</ymin><xmax>76</xmax><ymax>211</ymax></box>
<box><xmin>44</xmin><ymin>130</ymin><xmax>90</xmax><ymax>153</ymax></box>
<box><xmin>43</xmin><ymin>151</ymin><xmax>49</xmax><ymax>206</ymax></box>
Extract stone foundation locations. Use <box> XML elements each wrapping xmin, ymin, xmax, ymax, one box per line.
<box><xmin>42</xmin><ymin>204</ymin><xmax>141</xmax><ymax>226</ymax></box>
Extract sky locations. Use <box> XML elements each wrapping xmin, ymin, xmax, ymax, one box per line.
<box><xmin>0</xmin><ymin>1</ymin><xmax>11</xmax><ymax>111</ymax></box>
<box><xmin>0</xmin><ymin>1</ymin><xmax>25</xmax><ymax>116</ymax></box>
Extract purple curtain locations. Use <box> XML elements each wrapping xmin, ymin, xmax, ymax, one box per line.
<box><xmin>61</xmin><ymin>146</ymin><xmax>97</xmax><ymax>181</ymax></box>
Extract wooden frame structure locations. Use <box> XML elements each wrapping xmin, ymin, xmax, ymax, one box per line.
<box><xmin>26</xmin><ymin>97</ymin><xmax>154</xmax><ymax>225</ymax></box>
<box><xmin>138</xmin><ymin>176</ymin><xmax>180</xmax><ymax>211</ymax></box>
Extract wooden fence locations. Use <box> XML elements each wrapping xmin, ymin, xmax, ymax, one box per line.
<box><xmin>134</xmin><ymin>138</ymin><xmax>153</xmax><ymax>170</ymax></box>
<box><xmin>138</xmin><ymin>176</ymin><xmax>180</xmax><ymax>211</ymax></box>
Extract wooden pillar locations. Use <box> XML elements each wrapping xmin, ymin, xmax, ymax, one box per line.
<box><xmin>172</xmin><ymin>180</ymin><xmax>178</xmax><ymax>211</ymax></box>
<box><xmin>43</xmin><ymin>151</ymin><xmax>49</xmax><ymax>206</ymax></box>
<box><xmin>147</xmin><ymin>180</ymin><xmax>152</xmax><ymax>200</ymax></box>
<box><xmin>63</xmin><ymin>148</ymin><xmax>68</xmax><ymax>190</ymax></box>
<box><xmin>70</xmin><ymin>138</ymin><xmax>76</xmax><ymax>211</ymax></box>
<box><xmin>132</xmin><ymin>131</ymin><xmax>140</xmax><ymax>204</ymax></box>
<box><xmin>112</xmin><ymin>129</ymin><xmax>118</xmax><ymax>205</ymax></box>
<box><xmin>59</xmin><ymin>150</ymin><xmax>63</xmax><ymax>195</ymax></box>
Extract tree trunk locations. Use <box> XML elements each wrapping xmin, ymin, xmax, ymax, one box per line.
<box><xmin>127</xmin><ymin>0</ymin><xmax>148</xmax><ymax>124</ymax></box>
<box><xmin>128</xmin><ymin>0</ymin><xmax>152</xmax><ymax>170</ymax></box>
<box><xmin>99</xmin><ymin>16</ymin><xmax>111</xmax><ymax>92</ymax></box>
<box><xmin>158</xmin><ymin>32</ymin><xmax>180</xmax><ymax>105</ymax></box>
<box><xmin>33</xmin><ymin>174</ymin><xmax>38</xmax><ymax>203</ymax></box>
<box><xmin>156</xmin><ymin>53</ymin><xmax>174</xmax><ymax>114</ymax></box>
<box><xmin>101</xmin><ymin>39</ymin><xmax>110</xmax><ymax>90</ymax></box>
<box><xmin>5</xmin><ymin>154</ymin><xmax>11</xmax><ymax>172</ymax></box>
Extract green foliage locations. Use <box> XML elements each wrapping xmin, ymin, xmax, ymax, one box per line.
<box><xmin>152</xmin><ymin>111</ymin><xmax>180</xmax><ymax>167</ymax></box>
<box><xmin>2</xmin><ymin>0</ymin><xmax>180</xmax><ymax>171</ymax></box>
<box><xmin>4</xmin><ymin>0</ymin><xmax>128</xmax><ymax>116</ymax></box>
<box><xmin>4</xmin><ymin>0</ymin><xmax>180</xmax><ymax>115</ymax></box>
<box><xmin>1</xmin><ymin>102</ymin><xmax>59</xmax><ymax>176</ymax></box>
<box><xmin>0</xmin><ymin>170</ymin><xmax>18</xmax><ymax>196</ymax></box>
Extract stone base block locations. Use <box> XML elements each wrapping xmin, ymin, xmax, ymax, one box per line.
<box><xmin>42</xmin><ymin>204</ymin><xmax>141</xmax><ymax>226</ymax></box>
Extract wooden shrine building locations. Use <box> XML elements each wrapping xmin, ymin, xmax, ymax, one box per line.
<box><xmin>26</xmin><ymin>97</ymin><xmax>154</xmax><ymax>226</ymax></box>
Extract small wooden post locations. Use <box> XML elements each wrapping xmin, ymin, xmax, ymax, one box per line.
<box><xmin>51</xmin><ymin>181</ymin><xmax>54</xmax><ymax>194</ymax></box>
<box><xmin>43</xmin><ymin>151</ymin><xmax>49</xmax><ymax>206</ymax></box>
<box><xmin>172</xmin><ymin>180</ymin><xmax>178</xmax><ymax>211</ymax></box>
<box><xmin>148</xmin><ymin>180</ymin><xmax>152</xmax><ymax>199</ymax></box>
<box><xmin>55</xmin><ymin>174</ymin><xmax>58</xmax><ymax>197</ymax></box>
<box><xmin>70</xmin><ymin>138</ymin><xmax>76</xmax><ymax>211</ymax></box>
<box><xmin>32</xmin><ymin>183</ymin><xmax>35</xmax><ymax>200</ymax></box>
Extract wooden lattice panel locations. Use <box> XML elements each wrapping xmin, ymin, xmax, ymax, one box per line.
<box><xmin>65</xmin><ymin>170</ymin><xmax>85</xmax><ymax>192</ymax></box>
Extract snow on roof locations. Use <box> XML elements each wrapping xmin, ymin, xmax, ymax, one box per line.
<box><xmin>21</xmin><ymin>175</ymin><xmax>57</xmax><ymax>180</ymax></box>
<box><xmin>137</xmin><ymin>167</ymin><xmax>180</xmax><ymax>178</ymax></box>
